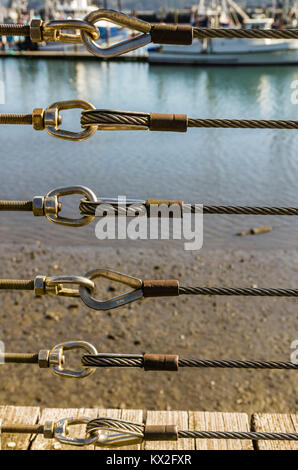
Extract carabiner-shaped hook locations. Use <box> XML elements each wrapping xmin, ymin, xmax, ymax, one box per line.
<box><xmin>49</xmin><ymin>341</ymin><xmax>98</xmax><ymax>379</ymax></box>
<box><xmin>44</xmin><ymin>185</ymin><xmax>98</xmax><ymax>227</ymax></box>
<box><xmin>44</xmin><ymin>100</ymin><xmax>97</xmax><ymax>141</ymax></box>
<box><xmin>54</xmin><ymin>417</ymin><xmax>99</xmax><ymax>446</ymax></box>
<box><xmin>42</xmin><ymin>19</ymin><xmax>99</xmax><ymax>43</ymax></box>
<box><xmin>81</xmin><ymin>9</ymin><xmax>152</xmax><ymax>58</ymax></box>
<box><xmin>79</xmin><ymin>269</ymin><xmax>143</xmax><ymax>310</ymax></box>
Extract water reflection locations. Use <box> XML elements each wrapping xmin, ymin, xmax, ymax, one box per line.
<box><xmin>0</xmin><ymin>58</ymin><xmax>297</xmax><ymax>247</ymax></box>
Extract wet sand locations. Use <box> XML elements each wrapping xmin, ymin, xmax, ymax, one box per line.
<box><xmin>0</xmin><ymin>241</ymin><xmax>297</xmax><ymax>414</ymax></box>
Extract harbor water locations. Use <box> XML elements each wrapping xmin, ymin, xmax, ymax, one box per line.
<box><xmin>0</xmin><ymin>58</ymin><xmax>298</xmax><ymax>250</ymax></box>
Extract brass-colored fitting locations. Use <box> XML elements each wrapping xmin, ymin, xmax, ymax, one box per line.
<box><xmin>34</xmin><ymin>276</ymin><xmax>60</xmax><ymax>296</ymax></box>
<box><xmin>49</xmin><ymin>348</ymin><xmax>64</xmax><ymax>368</ymax></box>
<box><xmin>32</xmin><ymin>196</ymin><xmax>44</xmax><ymax>216</ymax></box>
<box><xmin>38</xmin><ymin>349</ymin><xmax>50</xmax><ymax>368</ymax></box>
<box><xmin>43</xmin><ymin>421</ymin><xmax>55</xmax><ymax>439</ymax></box>
<box><xmin>34</xmin><ymin>275</ymin><xmax>47</xmax><ymax>296</ymax></box>
<box><xmin>32</xmin><ymin>108</ymin><xmax>45</xmax><ymax>131</ymax></box>
<box><xmin>44</xmin><ymin>196</ymin><xmax>59</xmax><ymax>216</ymax></box>
<box><xmin>30</xmin><ymin>19</ymin><xmax>44</xmax><ymax>43</ymax></box>
<box><xmin>32</xmin><ymin>195</ymin><xmax>61</xmax><ymax>217</ymax></box>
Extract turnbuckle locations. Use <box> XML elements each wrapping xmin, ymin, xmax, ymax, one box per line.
<box><xmin>48</xmin><ymin>341</ymin><xmax>98</xmax><ymax>379</ymax></box>
<box><xmin>32</xmin><ymin>185</ymin><xmax>98</xmax><ymax>227</ymax></box>
<box><xmin>81</xmin><ymin>9</ymin><xmax>152</xmax><ymax>58</ymax></box>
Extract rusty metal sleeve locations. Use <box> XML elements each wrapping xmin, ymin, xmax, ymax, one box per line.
<box><xmin>142</xmin><ymin>280</ymin><xmax>179</xmax><ymax>297</ymax></box>
<box><xmin>143</xmin><ymin>354</ymin><xmax>179</xmax><ymax>371</ymax></box>
<box><xmin>145</xmin><ymin>425</ymin><xmax>178</xmax><ymax>441</ymax></box>
<box><xmin>0</xmin><ymin>24</ymin><xmax>30</xmax><ymax>36</ymax></box>
<box><xmin>151</xmin><ymin>24</ymin><xmax>193</xmax><ymax>45</ymax></box>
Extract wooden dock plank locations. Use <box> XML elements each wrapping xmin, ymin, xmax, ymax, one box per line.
<box><xmin>144</xmin><ymin>410</ymin><xmax>194</xmax><ymax>450</ymax></box>
<box><xmin>31</xmin><ymin>407</ymin><xmax>97</xmax><ymax>451</ymax></box>
<box><xmin>1</xmin><ymin>407</ymin><xmax>297</xmax><ymax>450</ymax></box>
<box><xmin>252</xmin><ymin>413</ymin><xmax>298</xmax><ymax>450</ymax></box>
<box><xmin>0</xmin><ymin>405</ymin><xmax>40</xmax><ymax>450</ymax></box>
<box><xmin>189</xmin><ymin>412</ymin><xmax>253</xmax><ymax>450</ymax></box>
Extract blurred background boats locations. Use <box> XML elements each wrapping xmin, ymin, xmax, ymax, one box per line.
<box><xmin>1</xmin><ymin>1</ymin><xmax>298</xmax><ymax>64</ymax></box>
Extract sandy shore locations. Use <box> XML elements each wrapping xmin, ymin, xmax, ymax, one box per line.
<box><xmin>0</xmin><ymin>241</ymin><xmax>297</xmax><ymax>414</ymax></box>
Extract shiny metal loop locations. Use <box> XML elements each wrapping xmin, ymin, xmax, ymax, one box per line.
<box><xmin>54</xmin><ymin>417</ymin><xmax>99</xmax><ymax>445</ymax></box>
<box><xmin>79</xmin><ymin>269</ymin><xmax>143</xmax><ymax>310</ymax></box>
<box><xmin>44</xmin><ymin>100</ymin><xmax>97</xmax><ymax>141</ymax></box>
<box><xmin>45</xmin><ymin>185</ymin><xmax>97</xmax><ymax>227</ymax></box>
<box><xmin>43</xmin><ymin>19</ymin><xmax>99</xmax><ymax>44</ymax></box>
<box><xmin>81</xmin><ymin>9</ymin><xmax>152</xmax><ymax>58</ymax></box>
<box><xmin>49</xmin><ymin>341</ymin><xmax>98</xmax><ymax>379</ymax></box>
<box><xmin>46</xmin><ymin>275</ymin><xmax>95</xmax><ymax>297</ymax></box>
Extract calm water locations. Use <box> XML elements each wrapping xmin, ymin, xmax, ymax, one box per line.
<box><xmin>0</xmin><ymin>58</ymin><xmax>298</xmax><ymax>249</ymax></box>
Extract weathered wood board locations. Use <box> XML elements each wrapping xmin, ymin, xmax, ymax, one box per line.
<box><xmin>0</xmin><ymin>407</ymin><xmax>297</xmax><ymax>450</ymax></box>
<box><xmin>252</xmin><ymin>413</ymin><xmax>298</xmax><ymax>450</ymax></box>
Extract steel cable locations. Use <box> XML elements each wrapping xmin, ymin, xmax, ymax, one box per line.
<box><xmin>87</xmin><ymin>417</ymin><xmax>298</xmax><ymax>441</ymax></box>
<box><xmin>177</xmin><ymin>430</ymin><xmax>298</xmax><ymax>441</ymax></box>
<box><xmin>81</xmin><ymin>110</ymin><xmax>298</xmax><ymax>131</ymax></box>
<box><xmin>82</xmin><ymin>355</ymin><xmax>298</xmax><ymax>370</ymax></box>
<box><xmin>179</xmin><ymin>286</ymin><xmax>298</xmax><ymax>297</ymax></box>
<box><xmin>80</xmin><ymin>201</ymin><xmax>298</xmax><ymax>217</ymax></box>
<box><xmin>193</xmin><ymin>27</ymin><xmax>298</xmax><ymax>40</ymax></box>
<box><xmin>187</xmin><ymin>118</ymin><xmax>298</xmax><ymax>130</ymax></box>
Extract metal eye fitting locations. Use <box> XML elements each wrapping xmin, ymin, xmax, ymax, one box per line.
<box><xmin>81</xmin><ymin>9</ymin><xmax>152</xmax><ymax>58</ymax></box>
<box><xmin>54</xmin><ymin>417</ymin><xmax>99</xmax><ymax>445</ymax></box>
<box><xmin>79</xmin><ymin>269</ymin><xmax>143</xmax><ymax>310</ymax></box>
<box><xmin>44</xmin><ymin>185</ymin><xmax>98</xmax><ymax>227</ymax></box>
<box><xmin>49</xmin><ymin>341</ymin><xmax>98</xmax><ymax>379</ymax></box>
<box><xmin>44</xmin><ymin>99</ymin><xmax>97</xmax><ymax>141</ymax></box>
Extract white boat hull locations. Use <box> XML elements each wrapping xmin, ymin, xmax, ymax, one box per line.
<box><xmin>148</xmin><ymin>49</ymin><xmax>298</xmax><ymax>65</ymax></box>
<box><xmin>149</xmin><ymin>38</ymin><xmax>298</xmax><ymax>65</ymax></box>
